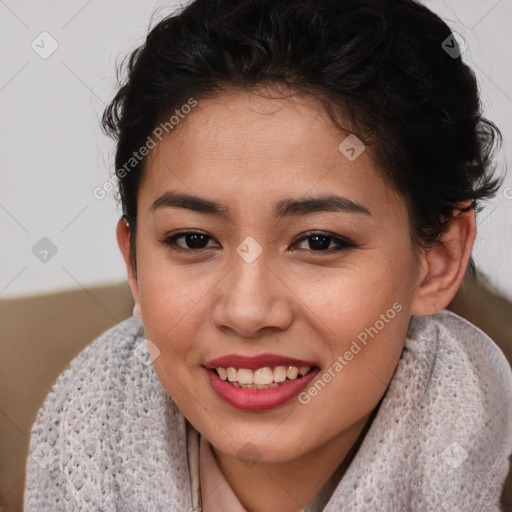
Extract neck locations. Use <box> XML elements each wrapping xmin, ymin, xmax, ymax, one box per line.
<box><xmin>212</xmin><ymin>409</ymin><xmax>377</xmax><ymax>512</ymax></box>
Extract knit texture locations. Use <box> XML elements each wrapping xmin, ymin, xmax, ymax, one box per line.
<box><xmin>23</xmin><ymin>310</ymin><xmax>512</xmax><ymax>511</ymax></box>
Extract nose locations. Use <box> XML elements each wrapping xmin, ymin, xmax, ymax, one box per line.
<box><xmin>212</xmin><ymin>249</ymin><xmax>294</xmax><ymax>339</ymax></box>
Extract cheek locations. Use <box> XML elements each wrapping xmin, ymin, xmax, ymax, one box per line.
<box><xmin>292</xmin><ymin>257</ymin><xmax>407</xmax><ymax>335</ymax></box>
<box><xmin>134</xmin><ymin>250</ymin><xmax>211</xmax><ymax>372</ymax></box>
<box><xmin>302</xmin><ymin>301</ymin><xmax>409</xmax><ymax>432</ymax></box>
<box><xmin>293</xmin><ymin>258</ymin><xmax>412</xmax><ymax>393</ymax></box>
<box><xmin>136</xmin><ymin>234</ymin><xmax>207</xmax><ymax>315</ymax></box>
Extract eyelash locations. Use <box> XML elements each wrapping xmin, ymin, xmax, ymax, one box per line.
<box><xmin>160</xmin><ymin>230</ymin><xmax>358</xmax><ymax>254</ymax></box>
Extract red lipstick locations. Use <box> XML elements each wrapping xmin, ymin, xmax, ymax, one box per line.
<box><xmin>203</xmin><ymin>353</ymin><xmax>320</xmax><ymax>411</ymax></box>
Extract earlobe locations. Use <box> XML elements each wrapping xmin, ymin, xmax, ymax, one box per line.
<box><xmin>116</xmin><ymin>217</ymin><xmax>141</xmax><ymax>315</ymax></box>
<box><xmin>132</xmin><ymin>301</ymin><xmax>142</xmax><ymax>319</ymax></box>
<box><xmin>410</xmin><ymin>204</ymin><xmax>476</xmax><ymax>316</ymax></box>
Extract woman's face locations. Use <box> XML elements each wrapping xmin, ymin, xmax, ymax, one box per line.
<box><xmin>129</xmin><ymin>89</ymin><xmax>424</xmax><ymax>464</ymax></box>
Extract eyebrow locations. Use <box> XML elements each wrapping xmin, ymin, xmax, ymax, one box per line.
<box><xmin>150</xmin><ymin>191</ymin><xmax>371</xmax><ymax>219</ymax></box>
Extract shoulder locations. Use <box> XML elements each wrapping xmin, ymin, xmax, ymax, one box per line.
<box><xmin>410</xmin><ymin>309</ymin><xmax>512</xmax><ymax>407</ymax></box>
<box><xmin>23</xmin><ymin>316</ymin><xmax>189</xmax><ymax>511</ymax></box>
<box><xmin>407</xmin><ymin>310</ymin><xmax>512</xmax><ymax>509</ymax></box>
<box><xmin>31</xmin><ymin>315</ymin><xmax>148</xmax><ymax>431</ymax></box>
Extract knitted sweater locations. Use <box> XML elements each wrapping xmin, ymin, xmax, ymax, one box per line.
<box><xmin>23</xmin><ymin>310</ymin><xmax>512</xmax><ymax>511</ymax></box>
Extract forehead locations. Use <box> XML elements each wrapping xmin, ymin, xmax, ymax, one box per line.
<box><xmin>140</xmin><ymin>89</ymin><xmax>404</xmax><ymax>225</ymax></box>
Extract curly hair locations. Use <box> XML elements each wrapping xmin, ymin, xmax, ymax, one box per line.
<box><xmin>101</xmin><ymin>0</ymin><xmax>503</xmax><ymax>270</ymax></box>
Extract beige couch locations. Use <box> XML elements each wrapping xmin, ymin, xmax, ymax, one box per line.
<box><xmin>0</xmin><ymin>273</ymin><xmax>510</xmax><ymax>511</ymax></box>
<box><xmin>0</xmin><ymin>282</ymin><xmax>134</xmax><ymax>511</ymax></box>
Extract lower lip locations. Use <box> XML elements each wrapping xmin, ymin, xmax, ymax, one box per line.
<box><xmin>205</xmin><ymin>368</ymin><xmax>320</xmax><ymax>411</ymax></box>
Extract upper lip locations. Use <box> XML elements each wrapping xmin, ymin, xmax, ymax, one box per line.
<box><xmin>204</xmin><ymin>353</ymin><xmax>318</xmax><ymax>370</ymax></box>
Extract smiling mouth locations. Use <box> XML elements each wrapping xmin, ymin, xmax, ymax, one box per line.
<box><xmin>209</xmin><ymin>365</ymin><xmax>317</xmax><ymax>389</ymax></box>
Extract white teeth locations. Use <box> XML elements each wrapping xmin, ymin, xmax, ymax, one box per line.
<box><xmin>214</xmin><ymin>365</ymin><xmax>312</xmax><ymax>385</ymax></box>
<box><xmin>254</xmin><ymin>367</ymin><xmax>274</xmax><ymax>385</ymax></box>
<box><xmin>237</xmin><ymin>368</ymin><xmax>254</xmax><ymax>384</ymax></box>
<box><xmin>286</xmin><ymin>366</ymin><xmax>299</xmax><ymax>380</ymax></box>
<box><xmin>273</xmin><ymin>366</ymin><xmax>287</xmax><ymax>382</ymax></box>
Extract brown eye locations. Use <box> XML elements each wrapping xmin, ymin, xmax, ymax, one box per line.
<box><xmin>162</xmin><ymin>231</ymin><xmax>219</xmax><ymax>251</ymax></box>
<box><xmin>291</xmin><ymin>231</ymin><xmax>356</xmax><ymax>252</ymax></box>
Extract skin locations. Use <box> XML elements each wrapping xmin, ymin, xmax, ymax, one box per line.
<box><xmin>117</xmin><ymin>88</ymin><xmax>476</xmax><ymax>512</ymax></box>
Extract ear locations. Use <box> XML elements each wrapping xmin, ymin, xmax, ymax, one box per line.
<box><xmin>410</xmin><ymin>202</ymin><xmax>477</xmax><ymax>316</ymax></box>
<box><xmin>116</xmin><ymin>217</ymin><xmax>142</xmax><ymax>318</ymax></box>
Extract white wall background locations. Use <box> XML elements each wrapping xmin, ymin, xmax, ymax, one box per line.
<box><xmin>1</xmin><ymin>0</ymin><xmax>511</xmax><ymax>301</ymax></box>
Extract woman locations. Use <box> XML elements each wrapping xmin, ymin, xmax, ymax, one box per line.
<box><xmin>23</xmin><ymin>0</ymin><xmax>512</xmax><ymax>510</ymax></box>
